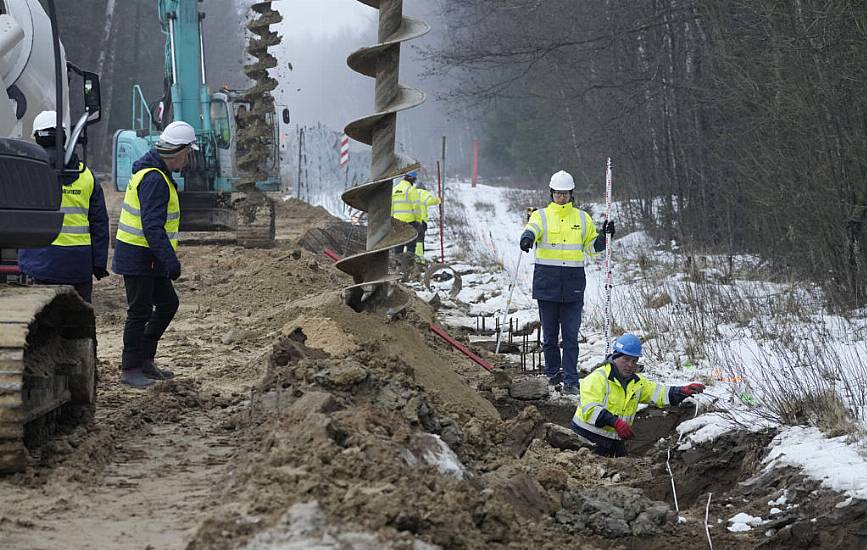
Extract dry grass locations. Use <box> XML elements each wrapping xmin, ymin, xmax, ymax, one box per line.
<box><xmin>616</xmin><ymin>249</ymin><xmax>867</xmax><ymax>436</ymax></box>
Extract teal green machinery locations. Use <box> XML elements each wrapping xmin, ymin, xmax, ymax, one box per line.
<box><xmin>112</xmin><ymin>0</ymin><xmax>284</xmax><ymax>233</ymax></box>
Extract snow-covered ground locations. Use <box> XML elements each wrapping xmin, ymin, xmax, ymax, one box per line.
<box><xmin>414</xmin><ymin>179</ymin><xmax>867</xmax><ymax>502</ymax></box>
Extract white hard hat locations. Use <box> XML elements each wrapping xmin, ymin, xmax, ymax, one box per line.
<box><xmin>158</xmin><ymin>121</ymin><xmax>199</xmax><ymax>151</ymax></box>
<box><xmin>549</xmin><ymin>170</ymin><xmax>575</xmax><ymax>191</ymax></box>
<box><xmin>32</xmin><ymin>110</ymin><xmax>68</xmax><ymax>137</ymax></box>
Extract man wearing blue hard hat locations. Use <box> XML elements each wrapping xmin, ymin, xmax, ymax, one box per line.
<box><xmin>571</xmin><ymin>333</ymin><xmax>706</xmax><ymax>457</ymax></box>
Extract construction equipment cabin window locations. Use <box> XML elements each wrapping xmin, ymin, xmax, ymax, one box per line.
<box><xmin>211</xmin><ymin>100</ymin><xmax>231</xmax><ymax>149</ymax></box>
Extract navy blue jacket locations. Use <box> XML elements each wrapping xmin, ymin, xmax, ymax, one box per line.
<box><xmin>18</xmin><ymin>150</ymin><xmax>109</xmax><ymax>283</ymax></box>
<box><xmin>112</xmin><ymin>150</ymin><xmax>181</xmax><ymax>277</ymax></box>
<box><xmin>521</xmin><ymin>228</ymin><xmax>607</xmax><ymax>303</ymax></box>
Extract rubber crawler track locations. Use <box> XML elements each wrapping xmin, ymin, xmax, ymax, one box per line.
<box><xmin>0</xmin><ymin>286</ymin><xmax>96</xmax><ymax>473</ymax></box>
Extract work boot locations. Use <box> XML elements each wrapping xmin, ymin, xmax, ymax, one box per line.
<box><xmin>142</xmin><ymin>359</ymin><xmax>175</xmax><ymax>380</ymax></box>
<box><xmin>120</xmin><ymin>369</ymin><xmax>156</xmax><ymax>389</ymax></box>
<box><xmin>562</xmin><ymin>384</ymin><xmax>580</xmax><ymax>395</ymax></box>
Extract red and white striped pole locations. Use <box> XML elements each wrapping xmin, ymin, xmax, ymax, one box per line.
<box><xmin>339</xmin><ymin>133</ymin><xmax>350</xmax><ymax>176</ymax></box>
<box><xmin>603</xmin><ymin>158</ymin><xmax>614</xmax><ymax>354</ymax></box>
<box><xmin>340</xmin><ymin>133</ymin><xmax>351</xmax><ymax>216</ymax></box>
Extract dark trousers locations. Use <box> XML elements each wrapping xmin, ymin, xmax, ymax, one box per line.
<box><xmin>33</xmin><ymin>278</ymin><xmax>93</xmax><ymax>304</ymax></box>
<box><xmin>121</xmin><ymin>275</ymin><xmax>179</xmax><ymax>371</ymax></box>
<box><xmin>572</xmin><ymin>423</ymin><xmax>627</xmax><ymax>457</ymax></box>
<box><xmin>416</xmin><ymin>221</ymin><xmax>428</xmax><ymax>253</ymax></box>
<box><xmin>538</xmin><ymin>299</ymin><xmax>582</xmax><ymax>386</ymax></box>
<box><xmin>393</xmin><ymin>221</ymin><xmax>421</xmax><ymax>254</ymax></box>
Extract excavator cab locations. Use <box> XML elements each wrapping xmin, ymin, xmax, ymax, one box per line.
<box><xmin>210</xmin><ymin>90</ymin><xmax>282</xmax><ymax>191</ymax></box>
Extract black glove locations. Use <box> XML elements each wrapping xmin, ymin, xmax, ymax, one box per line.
<box><xmin>520</xmin><ymin>236</ymin><xmax>533</xmax><ymax>253</ymax></box>
<box><xmin>601</xmin><ymin>220</ymin><xmax>616</xmax><ymax>236</ymax></box>
<box><xmin>93</xmin><ymin>267</ymin><xmax>109</xmax><ymax>280</ymax></box>
<box><xmin>169</xmin><ymin>267</ymin><xmax>181</xmax><ymax>281</ymax></box>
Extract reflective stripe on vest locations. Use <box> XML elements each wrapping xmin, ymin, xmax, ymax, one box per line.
<box><xmin>51</xmin><ymin>164</ymin><xmax>95</xmax><ymax>247</ymax></box>
<box><xmin>572</xmin><ymin>364</ymin><xmax>670</xmax><ymax>440</ymax></box>
<box><xmin>116</xmin><ymin>167</ymin><xmax>181</xmax><ymax>250</ymax></box>
<box><xmin>391</xmin><ymin>179</ymin><xmax>417</xmax><ymax>222</ymax></box>
<box><xmin>529</xmin><ymin>204</ymin><xmax>591</xmax><ymax>267</ymax></box>
<box><xmin>413</xmin><ymin>187</ymin><xmax>440</xmax><ymax>223</ymax></box>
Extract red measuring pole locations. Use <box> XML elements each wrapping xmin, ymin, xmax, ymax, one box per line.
<box><xmin>437</xmin><ymin>160</ymin><xmax>444</xmax><ymax>263</ymax></box>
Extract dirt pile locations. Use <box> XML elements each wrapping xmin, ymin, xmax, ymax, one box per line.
<box><xmin>180</xmin><ymin>282</ymin><xmax>693</xmax><ymax>549</ymax></box>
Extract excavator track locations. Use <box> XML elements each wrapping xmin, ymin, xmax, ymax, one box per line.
<box><xmin>0</xmin><ymin>286</ymin><xmax>96</xmax><ymax>473</ymax></box>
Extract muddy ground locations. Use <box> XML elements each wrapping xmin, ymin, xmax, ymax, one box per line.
<box><xmin>1</xmin><ymin>197</ymin><xmax>864</xmax><ymax>549</ymax></box>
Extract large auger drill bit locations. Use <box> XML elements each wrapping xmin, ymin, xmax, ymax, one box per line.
<box><xmin>234</xmin><ymin>0</ymin><xmax>282</xmax><ymax>248</ymax></box>
<box><xmin>337</xmin><ymin>0</ymin><xmax>430</xmax><ymax>312</ymax></box>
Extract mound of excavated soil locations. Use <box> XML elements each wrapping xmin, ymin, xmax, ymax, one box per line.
<box><xmin>180</xmin><ymin>281</ymin><xmax>694</xmax><ymax>549</ymax></box>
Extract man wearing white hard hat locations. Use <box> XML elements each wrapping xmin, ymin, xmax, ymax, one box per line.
<box><xmin>519</xmin><ymin>170</ymin><xmax>615</xmax><ymax>394</ymax></box>
<box><xmin>113</xmin><ymin>121</ymin><xmax>197</xmax><ymax>389</ymax></box>
<box><xmin>18</xmin><ymin>111</ymin><xmax>109</xmax><ymax>303</ymax></box>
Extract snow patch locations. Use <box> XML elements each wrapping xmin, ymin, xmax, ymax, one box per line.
<box><xmin>763</xmin><ymin>426</ymin><xmax>867</xmax><ymax>500</ymax></box>
<box><xmin>727</xmin><ymin>512</ymin><xmax>763</xmax><ymax>532</ymax></box>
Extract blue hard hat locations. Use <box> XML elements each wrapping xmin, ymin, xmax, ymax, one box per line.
<box><xmin>612</xmin><ymin>334</ymin><xmax>642</xmax><ymax>358</ymax></box>
<box><xmin>408</xmin><ymin>171</ymin><xmax>418</xmax><ymax>179</ymax></box>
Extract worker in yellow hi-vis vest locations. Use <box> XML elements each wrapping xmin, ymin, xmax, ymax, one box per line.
<box><xmin>18</xmin><ymin>111</ymin><xmax>110</xmax><ymax>304</ymax></box>
<box><xmin>391</xmin><ymin>171</ymin><xmax>420</xmax><ymax>254</ymax></box>
<box><xmin>412</xmin><ymin>178</ymin><xmax>441</xmax><ymax>258</ymax></box>
<box><xmin>112</xmin><ymin>121</ymin><xmax>196</xmax><ymax>389</ymax></box>
<box><xmin>520</xmin><ymin>170</ymin><xmax>615</xmax><ymax>395</ymax></box>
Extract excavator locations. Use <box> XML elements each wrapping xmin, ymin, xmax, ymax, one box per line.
<box><xmin>112</xmin><ymin>0</ymin><xmax>286</xmax><ymax>248</ymax></box>
<box><xmin>0</xmin><ymin>0</ymin><xmax>102</xmax><ymax>472</ymax></box>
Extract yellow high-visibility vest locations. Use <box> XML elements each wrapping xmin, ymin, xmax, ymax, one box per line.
<box><xmin>573</xmin><ymin>362</ymin><xmax>670</xmax><ymax>440</ymax></box>
<box><xmin>523</xmin><ymin>202</ymin><xmax>597</xmax><ymax>267</ymax></box>
<box><xmin>414</xmin><ymin>187</ymin><xmax>441</xmax><ymax>223</ymax></box>
<box><xmin>116</xmin><ymin>167</ymin><xmax>181</xmax><ymax>250</ymax></box>
<box><xmin>391</xmin><ymin>179</ymin><xmax>418</xmax><ymax>223</ymax></box>
<box><xmin>51</xmin><ymin>164</ymin><xmax>95</xmax><ymax>246</ymax></box>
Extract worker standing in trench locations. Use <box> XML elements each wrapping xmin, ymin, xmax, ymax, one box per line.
<box><xmin>113</xmin><ymin>121</ymin><xmax>197</xmax><ymax>389</ymax></box>
<box><xmin>519</xmin><ymin>170</ymin><xmax>614</xmax><ymax>394</ymax></box>
<box><xmin>572</xmin><ymin>334</ymin><xmax>706</xmax><ymax>457</ymax></box>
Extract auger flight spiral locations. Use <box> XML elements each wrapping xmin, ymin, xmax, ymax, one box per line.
<box><xmin>234</xmin><ymin>0</ymin><xmax>282</xmax><ymax>248</ymax></box>
<box><xmin>337</xmin><ymin>0</ymin><xmax>430</xmax><ymax>311</ymax></box>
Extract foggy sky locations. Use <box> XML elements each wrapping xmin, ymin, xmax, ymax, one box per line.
<box><xmin>271</xmin><ymin>0</ymin><xmax>475</xmax><ymax>177</ymax></box>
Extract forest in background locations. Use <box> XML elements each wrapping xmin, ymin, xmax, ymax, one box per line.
<box><xmin>427</xmin><ymin>0</ymin><xmax>867</xmax><ymax>306</ymax></box>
